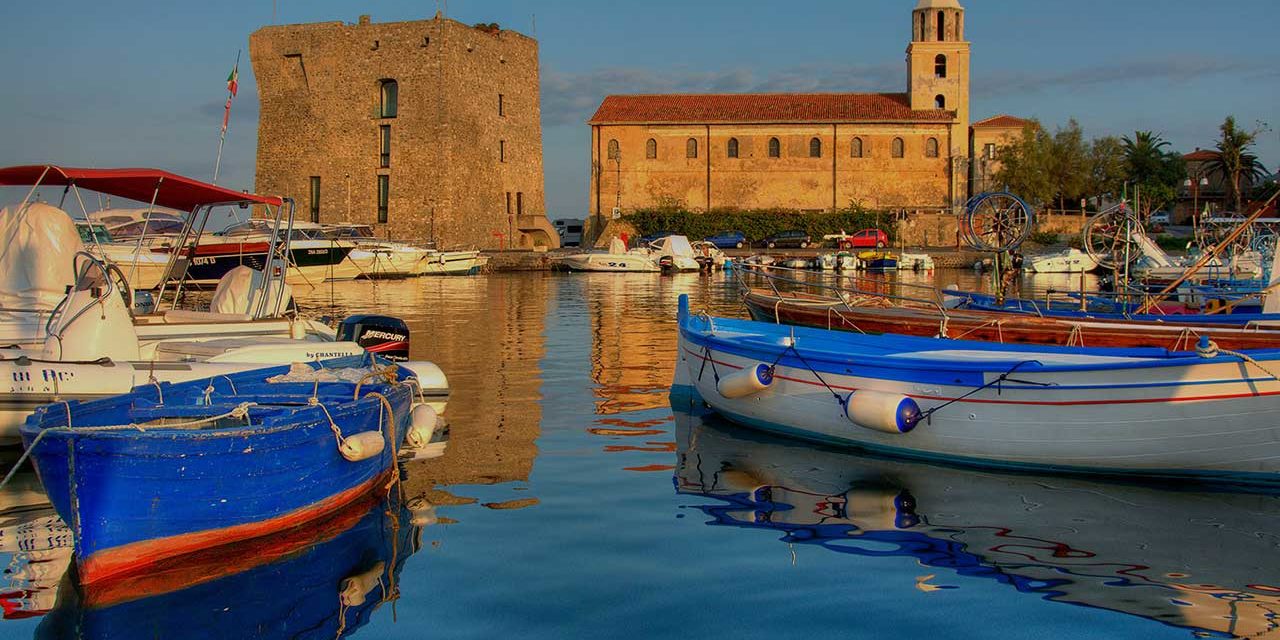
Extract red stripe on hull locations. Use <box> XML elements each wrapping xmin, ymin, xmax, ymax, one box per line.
<box><xmin>77</xmin><ymin>469</ymin><xmax>395</xmax><ymax>586</ymax></box>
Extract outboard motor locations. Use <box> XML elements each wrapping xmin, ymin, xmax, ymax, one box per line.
<box><xmin>338</xmin><ymin>315</ymin><xmax>410</xmax><ymax>361</ymax></box>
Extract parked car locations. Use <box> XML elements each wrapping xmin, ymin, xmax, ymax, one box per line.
<box><xmin>638</xmin><ymin>230</ymin><xmax>675</xmax><ymax>246</ymax></box>
<box><xmin>1149</xmin><ymin>211</ymin><xmax>1170</xmax><ymax>225</ymax></box>
<box><xmin>759</xmin><ymin>230</ymin><xmax>811</xmax><ymax>249</ymax></box>
<box><xmin>553</xmin><ymin>218</ymin><xmax>584</xmax><ymax>247</ymax></box>
<box><xmin>833</xmin><ymin>228</ymin><xmax>889</xmax><ymax>250</ymax></box>
<box><xmin>704</xmin><ymin>230</ymin><xmax>748</xmax><ymax>249</ymax></box>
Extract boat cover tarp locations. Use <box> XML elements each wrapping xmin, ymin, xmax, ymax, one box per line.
<box><xmin>657</xmin><ymin>235</ymin><xmax>695</xmax><ymax>258</ymax></box>
<box><xmin>0</xmin><ymin>166</ymin><xmax>283</xmax><ymax>211</ymax></box>
<box><xmin>0</xmin><ymin>202</ymin><xmax>81</xmax><ymax>313</ymax></box>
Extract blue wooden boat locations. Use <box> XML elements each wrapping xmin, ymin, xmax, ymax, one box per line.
<box><xmin>37</xmin><ymin>496</ymin><xmax>421</xmax><ymax>639</ymax></box>
<box><xmin>945</xmin><ymin>290</ymin><xmax>1280</xmax><ymax>326</ymax></box>
<box><xmin>20</xmin><ymin>355</ymin><xmax>420</xmax><ymax>585</ymax></box>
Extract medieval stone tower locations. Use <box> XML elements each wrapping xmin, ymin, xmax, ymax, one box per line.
<box><xmin>907</xmin><ymin>0</ymin><xmax>970</xmax><ymax>207</ymax></box>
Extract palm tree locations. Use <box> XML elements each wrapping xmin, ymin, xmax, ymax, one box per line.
<box><xmin>1121</xmin><ymin>131</ymin><xmax>1171</xmax><ymax>185</ymax></box>
<box><xmin>1205</xmin><ymin>116</ymin><xmax>1269</xmax><ymax>212</ymax></box>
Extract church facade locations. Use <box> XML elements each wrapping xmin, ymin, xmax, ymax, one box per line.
<box><xmin>588</xmin><ymin>0</ymin><xmax>1016</xmax><ymax>218</ymax></box>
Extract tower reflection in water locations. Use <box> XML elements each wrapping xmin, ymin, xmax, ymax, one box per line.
<box><xmin>672</xmin><ymin>391</ymin><xmax>1280</xmax><ymax>639</ymax></box>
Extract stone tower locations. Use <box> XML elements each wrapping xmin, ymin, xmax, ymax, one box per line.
<box><xmin>907</xmin><ymin>0</ymin><xmax>970</xmax><ymax>209</ymax></box>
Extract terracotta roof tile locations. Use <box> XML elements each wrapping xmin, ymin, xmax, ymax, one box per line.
<box><xmin>971</xmin><ymin>114</ymin><xmax>1032</xmax><ymax>129</ymax></box>
<box><xmin>588</xmin><ymin>93</ymin><xmax>953</xmax><ymax>124</ymax></box>
<box><xmin>1183</xmin><ymin>149</ymin><xmax>1219</xmax><ymax>162</ymax></box>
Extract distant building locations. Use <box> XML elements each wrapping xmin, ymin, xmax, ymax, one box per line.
<box><xmin>251</xmin><ymin>14</ymin><xmax>558</xmax><ymax>249</ymax></box>
<box><xmin>587</xmin><ymin>0</ymin><xmax>1023</xmax><ymax>220</ymax></box>
<box><xmin>970</xmin><ymin>114</ymin><xmax>1033</xmax><ymax>194</ymax></box>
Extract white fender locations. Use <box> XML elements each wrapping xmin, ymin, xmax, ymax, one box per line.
<box><xmin>846</xmin><ymin>489</ymin><xmax>919</xmax><ymax>530</ymax></box>
<box><xmin>339</xmin><ymin>561</ymin><xmax>386</xmax><ymax>606</ymax></box>
<box><xmin>845</xmin><ymin>390</ymin><xmax>922</xmax><ymax>434</ymax></box>
<box><xmin>717</xmin><ymin>363</ymin><xmax>774</xmax><ymax>399</ymax></box>
<box><xmin>339</xmin><ymin>431</ymin><xmax>386</xmax><ymax>461</ymax></box>
<box><xmin>407</xmin><ymin>403</ymin><xmax>438</xmax><ymax>448</ymax></box>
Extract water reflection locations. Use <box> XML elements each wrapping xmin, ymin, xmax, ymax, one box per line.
<box><xmin>292</xmin><ymin>277</ymin><xmax>548</xmax><ymax>506</ymax></box>
<box><xmin>36</xmin><ymin>496</ymin><xmax>425</xmax><ymax>639</ymax></box>
<box><xmin>0</xmin><ymin>469</ymin><xmax>72</xmax><ymax>620</ymax></box>
<box><xmin>672</xmin><ymin>393</ymin><xmax>1280</xmax><ymax>639</ymax></box>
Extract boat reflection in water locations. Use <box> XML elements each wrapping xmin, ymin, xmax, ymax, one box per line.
<box><xmin>35</xmin><ymin>493</ymin><xmax>428</xmax><ymax>639</ymax></box>
<box><xmin>0</xmin><ymin>468</ymin><xmax>73</xmax><ymax>620</ymax></box>
<box><xmin>672</xmin><ymin>390</ymin><xmax>1280</xmax><ymax>639</ymax></box>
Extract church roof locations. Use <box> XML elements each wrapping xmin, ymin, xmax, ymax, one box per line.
<box><xmin>1183</xmin><ymin>149</ymin><xmax>1219</xmax><ymax>162</ymax></box>
<box><xmin>972</xmin><ymin>114</ymin><xmax>1032</xmax><ymax>129</ymax></box>
<box><xmin>588</xmin><ymin>93</ymin><xmax>954</xmax><ymax>125</ymax></box>
<box><xmin>915</xmin><ymin>0</ymin><xmax>963</xmax><ymax>9</ymax></box>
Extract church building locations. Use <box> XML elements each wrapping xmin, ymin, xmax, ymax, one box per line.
<box><xmin>587</xmin><ymin>0</ymin><xmax>1020</xmax><ymax>218</ymax></box>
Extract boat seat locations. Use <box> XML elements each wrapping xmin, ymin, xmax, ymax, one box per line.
<box><xmin>163</xmin><ymin>310</ymin><xmax>254</xmax><ymax>323</ymax></box>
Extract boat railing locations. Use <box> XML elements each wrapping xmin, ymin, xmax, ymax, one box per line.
<box><xmin>731</xmin><ymin>262</ymin><xmax>954</xmax><ymax>318</ymax></box>
<box><xmin>45</xmin><ymin>252</ymin><xmax>132</xmax><ymax>338</ymax></box>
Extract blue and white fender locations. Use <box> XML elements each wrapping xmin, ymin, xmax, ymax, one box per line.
<box><xmin>717</xmin><ymin>363</ymin><xmax>774</xmax><ymax>399</ymax></box>
<box><xmin>844</xmin><ymin>390</ymin><xmax>922</xmax><ymax>434</ymax></box>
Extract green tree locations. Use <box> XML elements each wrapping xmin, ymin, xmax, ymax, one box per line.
<box><xmin>1047</xmin><ymin>119</ymin><xmax>1089</xmax><ymax>211</ymax></box>
<box><xmin>1205</xmin><ymin>116</ymin><xmax>1270</xmax><ymax>212</ymax></box>
<box><xmin>1086</xmin><ymin>136</ymin><xmax>1126</xmax><ymax>204</ymax></box>
<box><xmin>992</xmin><ymin>121</ymin><xmax>1053</xmax><ymax>206</ymax></box>
<box><xmin>1121</xmin><ymin>131</ymin><xmax>1184</xmax><ymax>216</ymax></box>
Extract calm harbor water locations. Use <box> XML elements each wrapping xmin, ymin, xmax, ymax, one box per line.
<box><xmin>1</xmin><ymin>268</ymin><xmax>1277</xmax><ymax>639</ymax></box>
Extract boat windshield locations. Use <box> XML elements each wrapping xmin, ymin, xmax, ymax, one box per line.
<box><xmin>108</xmin><ymin>218</ymin><xmax>186</xmax><ymax>239</ymax></box>
<box><xmin>325</xmin><ymin>225</ymin><xmax>377</xmax><ymax>240</ymax></box>
<box><xmin>223</xmin><ymin>220</ymin><xmax>330</xmax><ymax>241</ymax></box>
<box><xmin>76</xmin><ymin>223</ymin><xmax>113</xmax><ymax>245</ymax></box>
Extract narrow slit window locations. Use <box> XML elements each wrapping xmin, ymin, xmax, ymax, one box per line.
<box><xmin>768</xmin><ymin>137</ymin><xmax>780</xmax><ymax>158</ymax></box>
<box><xmin>498</xmin><ymin>93</ymin><xmax>504</xmax><ymax>117</ymax></box>
<box><xmin>892</xmin><ymin>137</ymin><xmax>905</xmax><ymax>158</ymax></box>
<box><xmin>377</xmin><ymin>175</ymin><xmax>389</xmax><ymax>223</ymax></box>
<box><xmin>727</xmin><ymin>138</ymin><xmax>739</xmax><ymax>158</ymax></box>
<box><xmin>851</xmin><ymin>137</ymin><xmax>863</xmax><ymax>158</ymax></box>
<box><xmin>500</xmin><ymin>140</ymin><xmax>506</xmax><ymax>163</ymax></box>
<box><xmin>686</xmin><ymin>138</ymin><xmax>698</xmax><ymax>159</ymax></box>
<box><xmin>809</xmin><ymin>137</ymin><xmax>822</xmax><ymax>158</ymax></box>
<box><xmin>379</xmin><ymin>80</ymin><xmax>398</xmax><ymax>118</ymax></box>
<box><xmin>379</xmin><ymin>125</ymin><xmax>391</xmax><ymax>168</ymax></box>
<box><xmin>309</xmin><ymin>176</ymin><xmax>320</xmax><ymax>223</ymax></box>
<box><xmin>646</xmin><ymin>138</ymin><xmax>657</xmax><ymax>159</ymax></box>
<box><xmin>607</xmin><ymin>139</ymin><xmax>619</xmax><ymax>160</ymax></box>
<box><xmin>935</xmin><ymin>54</ymin><xmax>947</xmax><ymax>78</ymax></box>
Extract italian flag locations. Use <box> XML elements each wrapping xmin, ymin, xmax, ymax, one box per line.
<box><xmin>226</xmin><ymin>64</ymin><xmax>239</xmax><ymax>97</ymax></box>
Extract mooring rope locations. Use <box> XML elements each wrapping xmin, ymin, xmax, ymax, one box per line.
<box><xmin>919</xmin><ymin>360</ymin><xmax>1049</xmax><ymax>424</ymax></box>
<box><xmin>1197</xmin><ymin>339</ymin><xmax>1280</xmax><ymax>382</ymax></box>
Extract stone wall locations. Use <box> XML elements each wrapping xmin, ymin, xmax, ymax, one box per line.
<box><xmin>895</xmin><ymin>212</ymin><xmax>1085</xmax><ymax>247</ymax></box>
<box><xmin>251</xmin><ymin>15</ymin><xmax>545</xmax><ymax>249</ymax></box>
<box><xmin>590</xmin><ymin>122</ymin><xmax>954</xmax><ymax>217</ymax></box>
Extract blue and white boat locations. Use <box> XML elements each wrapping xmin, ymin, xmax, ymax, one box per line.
<box><xmin>673</xmin><ymin>294</ymin><xmax>1280</xmax><ymax>484</ymax></box>
<box><xmin>19</xmin><ymin>355</ymin><xmax>439</xmax><ymax>585</ymax></box>
<box><xmin>944</xmin><ymin>290</ymin><xmax>1280</xmax><ymax>326</ymax></box>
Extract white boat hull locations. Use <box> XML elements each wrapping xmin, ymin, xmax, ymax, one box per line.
<box><xmin>675</xmin><ymin>307</ymin><xmax>1280</xmax><ymax>480</ymax></box>
<box><xmin>1028</xmin><ymin>249</ymin><xmax>1098</xmax><ymax>273</ymax></box>
<box><xmin>559</xmin><ymin>253</ymin><xmax>660</xmax><ymax>272</ymax></box>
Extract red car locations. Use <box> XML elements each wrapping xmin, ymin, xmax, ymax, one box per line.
<box><xmin>835</xmin><ymin>229</ymin><xmax>888</xmax><ymax>250</ymax></box>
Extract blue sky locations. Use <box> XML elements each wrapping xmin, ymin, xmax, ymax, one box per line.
<box><xmin>1</xmin><ymin>0</ymin><xmax>1276</xmax><ymax>219</ymax></box>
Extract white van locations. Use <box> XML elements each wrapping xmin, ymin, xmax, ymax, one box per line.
<box><xmin>554</xmin><ymin>218</ymin><xmax>585</xmax><ymax>247</ymax></box>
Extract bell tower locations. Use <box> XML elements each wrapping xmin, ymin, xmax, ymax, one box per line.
<box><xmin>907</xmin><ymin>0</ymin><xmax>970</xmax><ymax>208</ymax></box>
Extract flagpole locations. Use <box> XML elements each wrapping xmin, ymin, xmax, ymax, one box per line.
<box><xmin>213</xmin><ymin>49</ymin><xmax>241</xmax><ymax>185</ymax></box>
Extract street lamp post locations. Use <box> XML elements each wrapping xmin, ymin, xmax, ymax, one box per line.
<box><xmin>1184</xmin><ymin>174</ymin><xmax>1209</xmax><ymax>235</ymax></box>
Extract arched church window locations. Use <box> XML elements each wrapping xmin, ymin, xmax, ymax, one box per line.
<box><xmin>727</xmin><ymin>138</ymin><xmax>739</xmax><ymax>158</ymax></box>
<box><xmin>935</xmin><ymin>54</ymin><xmax>947</xmax><ymax>79</ymax></box>
<box><xmin>378</xmin><ymin>79</ymin><xmax>398</xmax><ymax>118</ymax></box>
<box><xmin>935</xmin><ymin>94</ymin><xmax>946</xmax><ymax>109</ymax></box>
<box><xmin>809</xmin><ymin>137</ymin><xmax>822</xmax><ymax>158</ymax></box>
<box><xmin>892</xmin><ymin>137</ymin><xmax>905</xmax><ymax>158</ymax></box>
<box><xmin>646</xmin><ymin>138</ymin><xmax>657</xmax><ymax>159</ymax></box>
<box><xmin>937</xmin><ymin>11</ymin><xmax>946</xmax><ymax>41</ymax></box>
<box><xmin>926</xmin><ymin>138</ymin><xmax>940</xmax><ymax>158</ymax></box>
<box><xmin>768</xmin><ymin>137</ymin><xmax>780</xmax><ymax>158</ymax></box>
<box><xmin>686</xmin><ymin>138</ymin><xmax>698</xmax><ymax>159</ymax></box>
<box><xmin>607</xmin><ymin>139</ymin><xmax>619</xmax><ymax>160</ymax></box>
<box><xmin>851</xmin><ymin>137</ymin><xmax>864</xmax><ymax>158</ymax></box>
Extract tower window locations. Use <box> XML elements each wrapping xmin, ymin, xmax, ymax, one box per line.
<box><xmin>935</xmin><ymin>54</ymin><xmax>947</xmax><ymax>79</ymax></box>
<box><xmin>918</xmin><ymin>13</ymin><xmax>925</xmax><ymax>40</ymax></box>
<box><xmin>378</xmin><ymin>79</ymin><xmax>397</xmax><ymax>118</ymax></box>
<box><xmin>768</xmin><ymin>137</ymin><xmax>780</xmax><ymax>158</ymax></box>
<box><xmin>500</xmin><ymin>139</ymin><xmax>506</xmax><ymax>163</ymax></box>
<box><xmin>379</xmin><ymin>125</ymin><xmax>391</xmax><ymax>167</ymax></box>
<box><xmin>309</xmin><ymin>176</ymin><xmax>320</xmax><ymax>223</ymax></box>
<box><xmin>727</xmin><ymin>138</ymin><xmax>739</xmax><ymax>158</ymax></box>
<box><xmin>516</xmin><ymin>192</ymin><xmax>523</xmax><ymax>215</ymax></box>
<box><xmin>498</xmin><ymin>93</ymin><xmax>504</xmax><ymax>116</ymax></box>
<box><xmin>937</xmin><ymin>10</ymin><xmax>945</xmax><ymax>41</ymax></box>
<box><xmin>851</xmin><ymin>137</ymin><xmax>864</xmax><ymax>158</ymax></box>
<box><xmin>935</xmin><ymin>94</ymin><xmax>946</xmax><ymax>109</ymax></box>
<box><xmin>376</xmin><ymin>175</ymin><xmax>389</xmax><ymax>223</ymax></box>
<box><xmin>607</xmin><ymin>139</ymin><xmax>619</xmax><ymax>160</ymax></box>
<box><xmin>926</xmin><ymin>137</ymin><xmax>940</xmax><ymax>158</ymax></box>
<box><xmin>892</xmin><ymin>137</ymin><xmax>905</xmax><ymax>159</ymax></box>
<box><xmin>686</xmin><ymin>138</ymin><xmax>698</xmax><ymax>159</ymax></box>
<box><xmin>984</xmin><ymin>143</ymin><xmax>996</xmax><ymax>160</ymax></box>
<box><xmin>646</xmin><ymin>138</ymin><xmax>657</xmax><ymax>159</ymax></box>
<box><xmin>809</xmin><ymin>137</ymin><xmax>822</xmax><ymax>158</ymax></box>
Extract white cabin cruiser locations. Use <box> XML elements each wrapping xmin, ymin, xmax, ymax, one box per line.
<box><xmin>220</xmin><ymin>219</ymin><xmax>361</xmax><ymax>284</ymax></box>
<box><xmin>558</xmin><ymin>238</ymin><xmax>661</xmax><ymax>272</ymax></box>
<box><xmin>647</xmin><ymin>235</ymin><xmax>701</xmax><ymax>272</ymax></box>
<box><xmin>1028</xmin><ymin>247</ymin><xmax>1099</xmax><ymax>274</ymax></box>
<box><xmin>324</xmin><ymin>223</ymin><xmax>432</xmax><ymax>279</ymax></box>
<box><xmin>418</xmin><ymin>248</ymin><xmax>489</xmax><ymax>276</ymax></box>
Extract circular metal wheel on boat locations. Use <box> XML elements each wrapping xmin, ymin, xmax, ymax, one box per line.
<box><xmin>1083</xmin><ymin>208</ymin><xmax>1144</xmax><ymax>269</ymax></box>
<box><xmin>1201</xmin><ymin>213</ymin><xmax>1256</xmax><ymax>254</ymax></box>
<box><xmin>961</xmin><ymin>192</ymin><xmax>1033</xmax><ymax>252</ymax></box>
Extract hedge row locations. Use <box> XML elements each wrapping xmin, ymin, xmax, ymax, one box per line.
<box><xmin>620</xmin><ymin>208</ymin><xmax>893</xmax><ymax>243</ymax></box>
